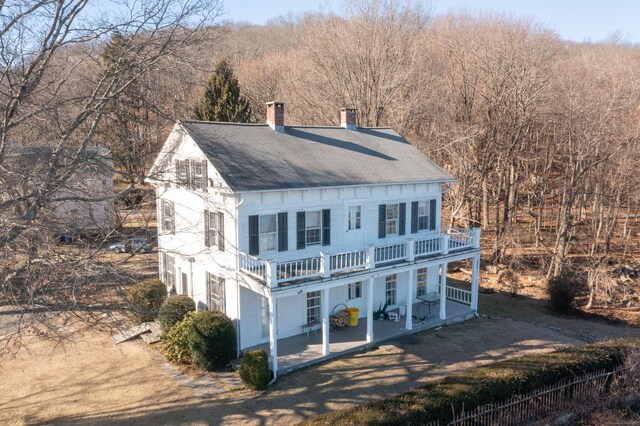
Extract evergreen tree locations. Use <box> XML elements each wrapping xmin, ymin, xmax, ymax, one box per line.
<box><xmin>99</xmin><ymin>33</ymin><xmax>151</xmax><ymax>188</ymax></box>
<box><xmin>193</xmin><ymin>60</ymin><xmax>252</xmax><ymax>122</ymax></box>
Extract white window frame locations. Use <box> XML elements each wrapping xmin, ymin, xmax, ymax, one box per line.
<box><xmin>259</xmin><ymin>214</ymin><xmax>277</xmax><ymax>252</ymax></box>
<box><xmin>206</xmin><ymin>272</ymin><xmax>225</xmax><ymax>313</ymax></box>
<box><xmin>385</xmin><ymin>274</ymin><xmax>397</xmax><ymax>305</ymax></box>
<box><xmin>307</xmin><ymin>291</ymin><xmax>321</xmax><ymax>324</ymax></box>
<box><xmin>161</xmin><ymin>200</ymin><xmax>175</xmax><ymax>234</ymax></box>
<box><xmin>205</xmin><ymin>210</ymin><xmax>219</xmax><ymax>249</ymax></box>
<box><xmin>163</xmin><ymin>254</ymin><xmax>176</xmax><ymax>291</ymax></box>
<box><xmin>348</xmin><ymin>205</ymin><xmax>362</xmax><ymax>231</ymax></box>
<box><xmin>348</xmin><ymin>282</ymin><xmax>362</xmax><ymax>300</ymax></box>
<box><xmin>305</xmin><ymin>210</ymin><xmax>322</xmax><ymax>245</ymax></box>
<box><xmin>386</xmin><ymin>204</ymin><xmax>399</xmax><ymax>236</ymax></box>
<box><xmin>417</xmin><ymin>201</ymin><xmax>430</xmax><ymax>231</ymax></box>
<box><xmin>417</xmin><ymin>268</ymin><xmax>427</xmax><ymax>297</ymax></box>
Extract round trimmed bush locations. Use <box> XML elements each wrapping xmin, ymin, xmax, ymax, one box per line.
<box><xmin>188</xmin><ymin>310</ymin><xmax>236</xmax><ymax>371</ymax></box>
<box><xmin>127</xmin><ymin>278</ymin><xmax>167</xmax><ymax>323</ymax></box>
<box><xmin>162</xmin><ymin>311</ymin><xmax>197</xmax><ymax>364</ymax></box>
<box><xmin>547</xmin><ymin>275</ymin><xmax>576</xmax><ymax>313</ymax></box>
<box><xmin>239</xmin><ymin>349</ymin><xmax>271</xmax><ymax>390</ymax></box>
<box><xmin>159</xmin><ymin>295</ymin><xmax>196</xmax><ymax>332</ymax></box>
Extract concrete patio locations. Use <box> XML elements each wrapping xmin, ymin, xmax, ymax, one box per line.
<box><xmin>246</xmin><ymin>299</ymin><xmax>475</xmax><ymax>373</ymax></box>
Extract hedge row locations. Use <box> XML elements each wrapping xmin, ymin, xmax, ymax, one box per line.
<box><xmin>303</xmin><ymin>338</ymin><xmax>640</xmax><ymax>425</ymax></box>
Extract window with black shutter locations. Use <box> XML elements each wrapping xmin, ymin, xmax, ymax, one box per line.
<box><xmin>248</xmin><ymin>215</ymin><xmax>259</xmax><ymax>255</ymax></box>
<box><xmin>379</xmin><ymin>204</ymin><xmax>386</xmax><ymax>238</ymax></box>
<box><xmin>411</xmin><ymin>201</ymin><xmax>419</xmax><ymax>234</ymax></box>
<box><xmin>399</xmin><ymin>203</ymin><xmax>406</xmax><ymax>235</ymax></box>
<box><xmin>296</xmin><ymin>211</ymin><xmax>306</xmax><ymax>250</ymax></box>
<box><xmin>322</xmin><ymin>209</ymin><xmax>331</xmax><ymax>246</ymax></box>
<box><xmin>277</xmin><ymin>212</ymin><xmax>288</xmax><ymax>252</ymax></box>
<box><xmin>430</xmin><ymin>199</ymin><xmax>437</xmax><ymax>230</ymax></box>
<box><xmin>217</xmin><ymin>212</ymin><xmax>224</xmax><ymax>251</ymax></box>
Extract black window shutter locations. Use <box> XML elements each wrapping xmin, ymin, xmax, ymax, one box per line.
<box><xmin>204</xmin><ymin>209</ymin><xmax>210</xmax><ymax>247</ymax></box>
<box><xmin>185</xmin><ymin>160</ymin><xmax>192</xmax><ymax>190</ymax></box>
<box><xmin>217</xmin><ymin>212</ymin><xmax>225</xmax><ymax>251</ymax></box>
<box><xmin>430</xmin><ymin>199</ymin><xmax>437</xmax><ymax>230</ymax></box>
<box><xmin>219</xmin><ymin>277</ymin><xmax>226</xmax><ymax>313</ymax></box>
<box><xmin>411</xmin><ymin>201</ymin><xmax>419</xmax><ymax>233</ymax></box>
<box><xmin>202</xmin><ymin>160</ymin><xmax>208</xmax><ymax>190</ymax></box>
<box><xmin>296</xmin><ymin>212</ymin><xmax>306</xmax><ymax>250</ymax></box>
<box><xmin>322</xmin><ymin>209</ymin><xmax>331</xmax><ymax>246</ymax></box>
<box><xmin>378</xmin><ymin>204</ymin><xmax>386</xmax><ymax>238</ymax></box>
<box><xmin>278</xmin><ymin>212</ymin><xmax>288</xmax><ymax>252</ymax></box>
<box><xmin>248</xmin><ymin>215</ymin><xmax>259</xmax><ymax>255</ymax></box>
<box><xmin>399</xmin><ymin>203</ymin><xmax>406</xmax><ymax>235</ymax></box>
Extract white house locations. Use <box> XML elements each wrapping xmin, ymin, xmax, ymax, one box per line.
<box><xmin>148</xmin><ymin>102</ymin><xmax>481</xmax><ymax>376</ymax></box>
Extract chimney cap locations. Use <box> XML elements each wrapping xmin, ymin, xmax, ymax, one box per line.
<box><xmin>266</xmin><ymin>101</ymin><xmax>285</xmax><ymax>105</ymax></box>
<box><xmin>341</xmin><ymin>107</ymin><xmax>356</xmax><ymax>111</ymax></box>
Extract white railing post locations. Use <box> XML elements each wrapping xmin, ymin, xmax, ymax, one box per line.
<box><xmin>472</xmin><ymin>227</ymin><xmax>481</xmax><ymax>249</ymax></box>
<box><xmin>319</xmin><ymin>252</ymin><xmax>330</xmax><ymax>278</ymax></box>
<box><xmin>471</xmin><ymin>253</ymin><xmax>480</xmax><ymax>312</ymax></box>
<box><xmin>265</xmin><ymin>260</ymin><xmax>277</xmax><ymax>288</ymax></box>
<box><xmin>407</xmin><ymin>239</ymin><xmax>415</xmax><ymax>262</ymax></box>
<box><xmin>441</xmin><ymin>233</ymin><xmax>450</xmax><ymax>255</ymax></box>
<box><xmin>439</xmin><ymin>262</ymin><xmax>447</xmax><ymax>320</ymax></box>
<box><xmin>365</xmin><ymin>244</ymin><xmax>375</xmax><ymax>269</ymax></box>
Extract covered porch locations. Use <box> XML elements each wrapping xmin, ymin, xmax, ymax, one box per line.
<box><xmin>248</xmin><ymin>298</ymin><xmax>475</xmax><ymax>374</ymax></box>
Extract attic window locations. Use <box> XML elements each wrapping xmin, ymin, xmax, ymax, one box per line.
<box><xmin>175</xmin><ymin>159</ymin><xmax>208</xmax><ymax>191</ymax></box>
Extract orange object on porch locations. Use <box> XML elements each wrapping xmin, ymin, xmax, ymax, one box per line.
<box><xmin>347</xmin><ymin>308</ymin><xmax>359</xmax><ymax>326</ymax></box>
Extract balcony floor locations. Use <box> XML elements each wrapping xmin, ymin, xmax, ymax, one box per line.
<box><xmin>245</xmin><ymin>300</ymin><xmax>474</xmax><ymax>373</ymax></box>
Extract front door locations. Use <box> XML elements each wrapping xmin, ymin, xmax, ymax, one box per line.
<box><xmin>345</xmin><ymin>204</ymin><xmax>364</xmax><ymax>250</ymax></box>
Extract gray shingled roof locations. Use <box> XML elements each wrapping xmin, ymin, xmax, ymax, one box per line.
<box><xmin>179</xmin><ymin>121</ymin><xmax>454</xmax><ymax>192</ymax></box>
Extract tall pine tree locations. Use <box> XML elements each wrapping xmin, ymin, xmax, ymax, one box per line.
<box><xmin>193</xmin><ymin>60</ymin><xmax>252</xmax><ymax>122</ymax></box>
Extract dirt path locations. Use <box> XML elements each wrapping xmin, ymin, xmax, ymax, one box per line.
<box><xmin>1</xmin><ymin>292</ymin><xmax>638</xmax><ymax>425</ymax></box>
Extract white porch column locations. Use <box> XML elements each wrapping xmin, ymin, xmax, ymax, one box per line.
<box><xmin>268</xmin><ymin>295</ymin><xmax>278</xmax><ymax>378</ymax></box>
<box><xmin>471</xmin><ymin>254</ymin><xmax>480</xmax><ymax>312</ymax></box>
<box><xmin>321</xmin><ymin>288</ymin><xmax>330</xmax><ymax>356</ymax></box>
<box><xmin>406</xmin><ymin>269</ymin><xmax>414</xmax><ymax>330</ymax></box>
<box><xmin>366</xmin><ymin>277</ymin><xmax>374</xmax><ymax>343</ymax></box>
<box><xmin>439</xmin><ymin>263</ymin><xmax>448</xmax><ymax>320</ymax></box>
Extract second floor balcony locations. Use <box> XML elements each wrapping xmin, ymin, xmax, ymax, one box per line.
<box><xmin>239</xmin><ymin>226</ymin><xmax>480</xmax><ymax>289</ymax></box>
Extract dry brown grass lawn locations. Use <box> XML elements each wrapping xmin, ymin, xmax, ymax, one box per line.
<box><xmin>2</xmin><ymin>285</ymin><xmax>639</xmax><ymax>425</ymax></box>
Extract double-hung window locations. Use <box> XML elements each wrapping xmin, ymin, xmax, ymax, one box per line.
<box><xmin>385</xmin><ymin>274</ymin><xmax>397</xmax><ymax>305</ymax></box>
<box><xmin>204</xmin><ymin>210</ymin><xmax>224</xmax><ymax>251</ymax></box>
<box><xmin>348</xmin><ymin>205</ymin><xmax>361</xmax><ymax>230</ymax></box>
<box><xmin>307</xmin><ymin>291</ymin><xmax>321</xmax><ymax>324</ymax></box>
<box><xmin>348</xmin><ymin>282</ymin><xmax>362</xmax><ymax>300</ymax></box>
<box><xmin>161</xmin><ymin>200</ymin><xmax>175</xmax><ymax>234</ymax></box>
<box><xmin>206</xmin><ymin>272</ymin><xmax>225</xmax><ymax>313</ymax></box>
<box><xmin>417</xmin><ymin>201</ymin><xmax>430</xmax><ymax>231</ymax></box>
<box><xmin>259</xmin><ymin>214</ymin><xmax>277</xmax><ymax>252</ymax></box>
<box><xmin>386</xmin><ymin>204</ymin><xmax>399</xmax><ymax>235</ymax></box>
<box><xmin>163</xmin><ymin>254</ymin><xmax>175</xmax><ymax>291</ymax></box>
<box><xmin>305</xmin><ymin>211</ymin><xmax>321</xmax><ymax>245</ymax></box>
<box><xmin>416</xmin><ymin>268</ymin><xmax>427</xmax><ymax>297</ymax></box>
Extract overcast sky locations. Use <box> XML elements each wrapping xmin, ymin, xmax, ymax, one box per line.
<box><xmin>225</xmin><ymin>0</ymin><xmax>640</xmax><ymax>44</ymax></box>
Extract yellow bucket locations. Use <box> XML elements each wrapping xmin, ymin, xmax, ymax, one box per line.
<box><xmin>347</xmin><ymin>307</ymin><xmax>359</xmax><ymax>327</ymax></box>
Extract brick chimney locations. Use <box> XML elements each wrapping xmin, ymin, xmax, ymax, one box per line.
<box><xmin>266</xmin><ymin>101</ymin><xmax>285</xmax><ymax>132</ymax></box>
<box><xmin>340</xmin><ymin>108</ymin><xmax>357</xmax><ymax>130</ymax></box>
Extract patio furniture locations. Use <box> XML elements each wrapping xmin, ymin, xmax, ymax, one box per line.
<box><xmin>302</xmin><ymin>322</ymin><xmax>321</xmax><ymax>337</ymax></box>
<box><xmin>417</xmin><ymin>292</ymin><xmax>440</xmax><ymax>316</ymax></box>
<box><xmin>388</xmin><ymin>311</ymin><xmax>399</xmax><ymax>321</ymax></box>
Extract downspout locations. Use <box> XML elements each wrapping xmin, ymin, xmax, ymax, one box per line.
<box><xmin>235</xmin><ymin>193</ymin><xmax>244</xmax><ymax>358</ymax></box>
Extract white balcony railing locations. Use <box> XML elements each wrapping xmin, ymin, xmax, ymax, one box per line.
<box><xmin>240</xmin><ymin>226</ymin><xmax>480</xmax><ymax>288</ymax></box>
<box><xmin>277</xmin><ymin>257</ymin><xmax>321</xmax><ymax>283</ymax></box>
<box><xmin>439</xmin><ymin>284</ymin><xmax>473</xmax><ymax>305</ymax></box>
<box><xmin>330</xmin><ymin>249</ymin><xmax>367</xmax><ymax>273</ymax></box>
